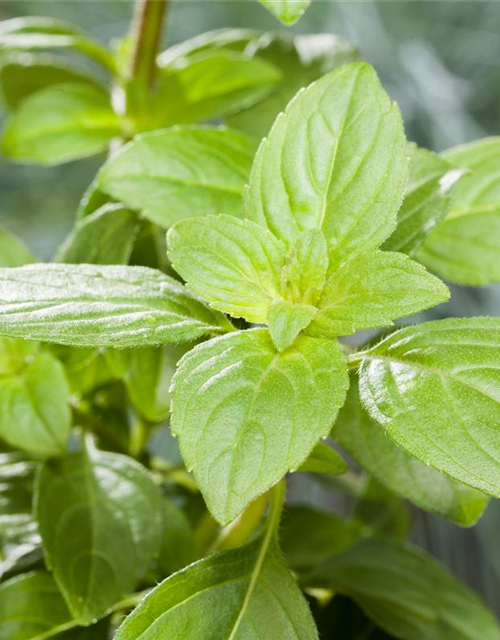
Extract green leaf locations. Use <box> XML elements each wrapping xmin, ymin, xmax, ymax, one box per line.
<box><xmin>0</xmin><ymin>53</ymin><xmax>103</xmax><ymax>109</ymax></box>
<box><xmin>115</xmin><ymin>533</ymin><xmax>318</xmax><ymax>639</ymax></box>
<box><xmin>281</xmin><ymin>506</ymin><xmax>360</xmax><ymax>572</ymax></box>
<box><xmin>383</xmin><ymin>144</ymin><xmax>464</xmax><ymax>256</ymax></box>
<box><xmin>228</xmin><ymin>33</ymin><xmax>360</xmax><ymax>139</ymax></box>
<box><xmin>106</xmin><ymin>345</ymin><xmax>185</xmax><ymax>422</ymax></box>
<box><xmin>171</xmin><ymin>328</ymin><xmax>348</xmax><ymax>524</ymax></box>
<box><xmin>333</xmin><ymin>379</ymin><xmax>489</xmax><ymax>526</ymax></box>
<box><xmin>0</xmin><ymin>571</ymin><xmax>75</xmax><ymax>640</ymax></box>
<box><xmin>259</xmin><ymin>0</ymin><xmax>311</xmax><ymax>25</ymax></box>
<box><xmin>98</xmin><ymin>126</ymin><xmax>257</xmax><ymax>228</ymax></box>
<box><xmin>418</xmin><ymin>137</ymin><xmax>500</xmax><ymax>285</ymax></box>
<box><xmin>158</xmin><ymin>498</ymin><xmax>196</xmax><ymax>576</ymax></box>
<box><xmin>168</xmin><ymin>214</ymin><xmax>286</xmax><ymax>323</ymax></box>
<box><xmin>0</xmin><ymin>343</ymin><xmax>71</xmax><ymax>457</ymax></box>
<box><xmin>245</xmin><ymin>63</ymin><xmax>409</xmax><ymax>268</ymax></box>
<box><xmin>306</xmin><ymin>251</ymin><xmax>449</xmax><ymax>338</ymax></box>
<box><xmin>55</xmin><ymin>204</ymin><xmax>139</xmax><ymax>265</ymax></box>
<box><xmin>267</xmin><ymin>300</ymin><xmax>317</xmax><ymax>352</ymax></box>
<box><xmin>0</xmin><ymin>264</ymin><xmax>231</xmax><ymax>348</ymax></box>
<box><xmin>35</xmin><ymin>447</ymin><xmax>163</xmax><ymax>624</ymax></box>
<box><xmin>305</xmin><ymin>539</ymin><xmax>500</xmax><ymax>640</ymax></box>
<box><xmin>153</xmin><ymin>50</ymin><xmax>281</xmax><ymax>127</ymax></box>
<box><xmin>76</xmin><ymin>178</ymin><xmax>113</xmax><ymax>219</ymax></box>
<box><xmin>0</xmin><ymin>17</ymin><xmax>114</xmax><ymax>72</ymax></box>
<box><xmin>297</xmin><ymin>442</ymin><xmax>348</xmax><ymax>476</ymax></box>
<box><xmin>355</xmin><ymin>317</ymin><xmax>500</xmax><ymax>499</ymax></box>
<box><xmin>281</xmin><ymin>230</ymin><xmax>328</xmax><ymax>306</ymax></box>
<box><xmin>0</xmin><ymin>226</ymin><xmax>34</xmax><ymax>267</ymax></box>
<box><xmin>2</xmin><ymin>83</ymin><xmax>121</xmax><ymax>166</ymax></box>
<box><xmin>158</xmin><ymin>29</ymin><xmax>261</xmax><ymax>65</ymax></box>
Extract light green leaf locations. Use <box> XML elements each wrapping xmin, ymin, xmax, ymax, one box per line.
<box><xmin>0</xmin><ymin>571</ymin><xmax>75</xmax><ymax>640</ymax></box>
<box><xmin>76</xmin><ymin>178</ymin><xmax>113</xmax><ymax>219</ymax></box>
<box><xmin>418</xmin><ymin>137</ymin><xmax>500</xmax><ymax>285</ymax></box>
<box><xmin>245</xmin><ymin>63</ymin><xmax>409</xmax><ymax>268</ymax></box>
<box><xmin>333</xmin><ymin>379</ymin><xmax>489</xmax><ymax>526</ymax></box>
<box><xmin>115</xmin><ymin>532</ymin><xmax>318</xmax><ymax>639</ymax></box>
<box><xmin>153</xmin><ymin>50</ymin><xmax>281</xmax><ymax>127</ymax></box>
<box><xmin>281</xmin><ymin>506</ymin><xmax>360</xmax><ymax>572</ymax></box>
<box><xmin>35</xmin><ymin>447</ymin><xmax>163</xmax><ymax>624</ymax></box>
<box><xmin>106</xmin><ymin>345</ymin><xmax>185</xmax><ymax>422</ymax></box>
<box><xmin>281</xmin><ymin>230</ymin><xmax>328</xmax><ymax>306</ymax></box>
<box><xmin>228</xmin><ymin>33</ymin><xmax>360</xmax><ymax>139</ymax></box>
<box><xmin>297</xmin><ymin>442</ymin><xmax>348</xmax><ymax>476</ymax></box>
<box><xmin>355</xmin><ymin>317</ymin><xmax>500</xmax><ymax>499</ymax></box>
<box><xmin>267</xmin><ymin>300</ymin><xmax>316</xmax><ymax>352</ymax></box>
<box><xmin>167</xmin><ymin>214</ymin><xmax>286</xmax><ymax>323</ymax></box>
<box><xmin>0</xmin><ymin>53</ymin><xmax>103</xmax><ymax>109</ymax></box>
<box><xmin>0</xmin><ymin>264</ymin><xmax>231</xmax><ymax>348</ymax></box>
<box><xmin>0</xmin><ymin>226</ymin><xmax>34</xmax><ymax>267</ymax></box>
<box><xmin>384</xmin><ymin>144</ymin><xmax>464</xmax><ymax>256</ymax></box>
<box><xmin>0</xmin><ymin>17</ymin><xmax>114</xmax><ymax>72</ymax></box>
<box><xmin>259</xmin><ymin>0</ymin><xmax>311</xmax><ymax>25</ymax></box>
<box><xmin>55</xmin><ymin>204</ymin><xmax>139</xmax><ymax>265</ymax></box>
<box><xmin>171</xmin><ymin>328</ymin><xmax>348</xmax><ymax>524</ymax></box>
<box><xmin>0</xmin><ymin>343</ymin><xmax>71</xmax><ymax>457</ymax></box>
<box><xmin>307</xmin><ymin>251</ymin><xmax>449</xmax><ymax>338</ymax></box>
<box><xmin>306</xmin><ymin>539</ymin><xmax>500</xmax><ymax>640</ymax></box>
<box><xmin>98</xmin><ymin>126</ymin><xmax>257</xmax><ymax>228</ymax></box>
<box><xmin>2</xmin><ymin>83</ymin><xmax>121</xmax><ymax>166</ymax></box>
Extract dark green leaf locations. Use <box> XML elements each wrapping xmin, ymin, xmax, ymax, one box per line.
<box><xmin>333</xmin><ymin>379</ymin><xmax>489</xmax><ymax>526</ymax></box>
<box><xmin>157</xmin><ymin>498</ymin><xmax>196</xmax><ymax>576</ymax></box>
<box><xmin>171</xmin><ymin>328</ymin><xmax>348</xmax><ymax>524</ymax></box>
<box><xmin>305</xmin><ymin>539</ymin><xmax>500</xmax><ymax>640</ymax></box>
<box><xmin>355</xmin><ymin>317</ymin><xmax>500</xmax><ymax>499</ymax></box>
<box><xmin>35</xmin><ymin>447</ymin><xmax>163</xmax><ymax>624</ymax></box>
<box><xmin>0</xmin><ymin>264</ymin><xmax>232</xmax><ymax>348</ymax></box>
<box><xmin>2</xmin><ymin>83</ymin><xmax>121</xmax><ymax>165</ymax></box>
<box><xmin>55</xmin><ymin>204</ymin><xmax>139</xmax><ymax>265</ymax></box>
<box><xmin>98</xmin><ymin>126</ymin><xmax>257</xmax><ymax>228</ymax></box>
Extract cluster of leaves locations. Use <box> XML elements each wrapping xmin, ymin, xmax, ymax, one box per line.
<box><xmin>1</xmin><ymin>9</ymin><xmax>500</xmax><ymax>640</ymax></box>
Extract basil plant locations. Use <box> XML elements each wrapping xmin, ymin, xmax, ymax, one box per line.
<box><xmin>0</xmin><ymin>3</ymin><xmax>500</xmax><ymax>639</ymax></box>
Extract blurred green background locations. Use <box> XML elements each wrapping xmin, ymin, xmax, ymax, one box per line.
<box><xmin>1</xmin><ymin>0</ymin><xmax>500</xmax><ymax>612</ymax></box>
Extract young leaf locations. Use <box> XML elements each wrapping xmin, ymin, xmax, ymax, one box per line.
<box><xmin>0</xmin><ymin>264</ymin><xmax>231</xmax><ymax>348</ymax></box>
<box><xmin>259</xmin><ymin>0</ymin><xmax>312</xmax><ymax>25</ymax></box>
<box><xmin>333</xmin><ymin>379</ymin><xmax>489</xmax><ymax>526</ymax></box>
<box><xmin>0</xmin><ymin>571</ymin><xmax>75</xmax><ymax>640</ymax></box>
<box><xmin>0</xmin><ymin>53</ymin><xmax>103</xmax><ymax>109</ymax></box>
<box><xmin>228</xmin><ymin>33</ymin><xmax>360</xmax><ymax>139</ymax></box>
<box><xmin>2</xmin><ymin>83</ymin><xmax>121</xmax><ymax>165</ymax></box>
<box><xmin>55</xmin><ymin>204</ymin><xmax>139</xmax><ymax>265</ymax></box>
<box><xmin>355</xmin><ymin>317</ymin><xmax>500</xmax><ymax>499</ymax></box>
<box><xmin>154</xmin><ymin>50</ymin><xmax>281</xmax><ymax>126</ymax></box>
<box><xmin>171</xmin><ymin>328</ymin><xmax>348</xmax><ymax>524</ymax></box>
<box><xmin>245</xmin><ymin>63</ymin><xmax>409</xmax><ymax>268</ymax></box>
<box><xmin>114</xmin><ymin>534</ymin><xmax>318</xmax><ymax>639</ymax></box>
<box><xmin>306</xmin><ymin>251</ymin><xmax>449</xmax><ymax>338</ymax></box>
<box><xmin>281</xmin><ymin>230</ymin><xmax>328</xmax><ymax>306</ymax></box>
<box><xmin>0</xmin><ymin>344</ymin><xmax>71</xmax><ymax>457</ymax></box>
<box><xmin>267</xmin><ymin>300</ymin><xmax>317</xmax><ymax>352</ymax></box>
<box><xmin>297</xmin><ymin>441</ymin><xmax>348</xmax><ymax>476</ymax></box>
<box><xmin>167</xmin><ymin>214</ymin><xmax>286</xmax><ymax>323</ymax></box>
<box><xmin>98</xmin><ymin>127</ymin><xmax>257</xmax><ymax>228</ymax></box>
<box><xmin>35</xmin><ymin>447</ymin><xmax>163</xmax><ymax>624</ymax></box>
<box><xmin>0</xmin><ymin>226</ymin><xmax>34</xmax><ymax>267</ymax></box>
<box><xmin>383</xmin><ymin>145</ymin><xmax>463</xmax><ymax>256</ymax></box>
<box><xmin>418</xmin><ymin>137</ymin><xmax>500</xmax><ymax>285</ymax></box>
<box><xmin>306</xmin><ymin>539</ymin><xmax>500</xmax><ymax>640</ymax></box>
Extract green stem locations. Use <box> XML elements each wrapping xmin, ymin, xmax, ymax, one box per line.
<box><xmin>129</xmin><ymin>0</ymin><xmax>168</xmax><ymax>89</ymax></box>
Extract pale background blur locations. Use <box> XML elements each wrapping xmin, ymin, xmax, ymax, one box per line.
<box><xmin>1</xmin><ymin>0</ymin><xmax>500</xmax><ymax>611</ymax></box>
